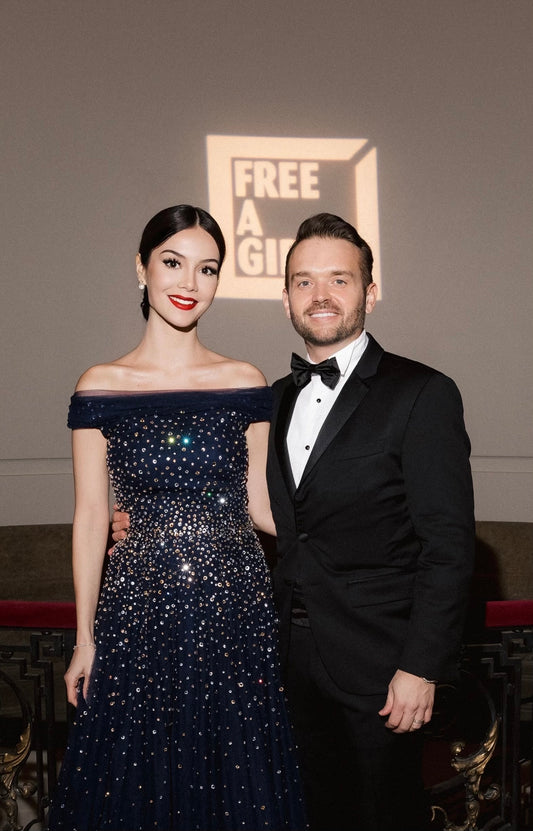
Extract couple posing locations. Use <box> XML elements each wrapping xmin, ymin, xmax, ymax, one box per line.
<box><xmin>49</xmin><ymin>205</ymin><xmax>474</xmax><ymax>831</ymax></box>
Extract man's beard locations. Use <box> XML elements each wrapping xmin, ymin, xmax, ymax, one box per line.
<box><xmin>289</xmin><ymin>303</ymin><xmax>366</xmax><ymax>347</ymax></box>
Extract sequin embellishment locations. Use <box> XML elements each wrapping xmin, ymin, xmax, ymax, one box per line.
<box><xmin>49</xmin><ymin>388</ymin><xmax>306</xmax><ymax>831</ymax></box>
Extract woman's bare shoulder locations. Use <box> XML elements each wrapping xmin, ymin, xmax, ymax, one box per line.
<box><xmin>74</xmin><ymin>362</ymin><xmax>128</xmax><ymax>392</ymax></box>
<box><xmin>216</xmin><ymin>357</ymin><xmax>268</xmax><ymax>389</ymax></box>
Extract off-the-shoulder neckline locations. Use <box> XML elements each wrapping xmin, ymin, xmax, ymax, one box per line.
<box><xmin>72</xmin><ymin>386</ymin><xmax>270</xmax><ymax>398</ymax></box>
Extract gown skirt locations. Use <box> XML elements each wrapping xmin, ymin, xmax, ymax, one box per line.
<box><xmin>47</xmin><ymin>387</ymin><xmax>306</xmax><ymax>831</ymax></box>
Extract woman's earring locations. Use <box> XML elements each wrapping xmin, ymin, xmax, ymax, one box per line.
<box><xmin>138</xmin><ymin>282</ymin><xmax>145</xmax><ymax>290</ymax></box>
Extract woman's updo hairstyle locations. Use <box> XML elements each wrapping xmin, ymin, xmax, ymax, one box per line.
<box><xmin>138</xmin><ymin>205</ymin><xmax>226</xmax><ymax>321</ymax></box>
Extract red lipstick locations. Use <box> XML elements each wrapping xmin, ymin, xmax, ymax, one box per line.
<box><xmin>168</xmin><ymin>295</ymin><xmax>198</xmax><ymax>311</ymax></box>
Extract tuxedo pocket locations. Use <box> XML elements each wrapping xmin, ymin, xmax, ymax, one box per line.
<box><xmin>346</xmin><ymin>569</ymin><xmax>414</xmax><ymax>607</ymax></box>
<box><xmin>331</xmin><ymin>441</ymin><xmax>385</xmax><ymax>460</ymax></box>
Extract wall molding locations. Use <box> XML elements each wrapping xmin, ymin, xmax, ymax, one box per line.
<box><xmin>0</xmin><ymin>459</ymin><xmax>71</xmax><ymax>475</ymax></box>
<box><xmin>1</xmin><ymin>456</ymin><xmax>532</xmax><ymax>525</ymax></box>
<box><xmin>2</xmin><ymin>455</ymin><xmax>532</xmax><ymax>474</ymax></box>
<box><xmin>471</xmin><ymin>456</ymin><xmax>533</xmax><ymax>473</ymax></box>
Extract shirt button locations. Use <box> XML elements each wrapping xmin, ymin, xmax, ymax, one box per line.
<box><xmin>305</xmin><ymin>445</ymin><xmax>310</xmax><ymax>451</ymax></box>
<box><xmin>298</xmin><ymin>533</ymin><xmax>309</xmax><ymax>542</ymax></box>
<box><xmin>316</xmin><ymin>398</ymin><xmax>321</xmax><ymax>403</ymax></box>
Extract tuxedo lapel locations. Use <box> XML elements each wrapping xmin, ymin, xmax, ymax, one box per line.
<box><xmin>272</xmin><ymin>335</ymin><xmax>385</xmax><ymax>493</ymax></box>
<box><xmin>300</xmin><ymin>334</ymin><xmax>384</xmax><ymax>483</ymax></box>
<box><xmin>273</xmin><ymin>379</ymin><xmax>299</xmax><ymax>497</ymax></box>
<box><xmin>300</xmin><ymin>371</ymin><xmax>369</xmax><ymax>480</ymax></box>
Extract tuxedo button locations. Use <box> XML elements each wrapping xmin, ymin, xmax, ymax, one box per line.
<box><xmin>298</xmin><ymin>532</ymin><xmax>309</xmax><ymax>542</ymax></box>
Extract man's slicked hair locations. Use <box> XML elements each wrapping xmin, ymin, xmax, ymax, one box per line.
<box><xmin>284</xmin><ymin>213</ymin><xmax>373</xmax><ymax>289</ymax></box>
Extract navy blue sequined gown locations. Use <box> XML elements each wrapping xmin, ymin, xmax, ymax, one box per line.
<box><xmin>48</xmin><ymin>387</ymin><xmax>306</xmax><ymax>831</ymax></box>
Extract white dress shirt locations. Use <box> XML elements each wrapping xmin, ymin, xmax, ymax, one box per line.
<box><xmin>287</xmin><ymin>331</ymin><xmax>368</xmax><ymax>486</ymax></box>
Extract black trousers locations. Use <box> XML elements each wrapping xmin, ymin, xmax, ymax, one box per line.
<box><xmin>285</xmin><ymin>622</ymin><xmax>433</xmax><ymax>831</ymax></box>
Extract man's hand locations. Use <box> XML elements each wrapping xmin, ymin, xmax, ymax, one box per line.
<box><xmin>378</xmin><ymin>669</ymin><xmax>435</xmax><ymax>733</ymax></box>
<box><xmin>111</xmin><ymin>505</ymin><xmax>130</xmax><ymax>543</ymax></box>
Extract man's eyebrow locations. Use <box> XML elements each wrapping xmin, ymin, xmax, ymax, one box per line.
<box><xmin>291</xmin><ymin>268</ymin><xmax>354</xmax><ymax>278</ymax></box>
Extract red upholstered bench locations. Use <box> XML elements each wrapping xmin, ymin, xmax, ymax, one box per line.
<box><xmin>485</xmin><ymin>599</ymin><xmax>533</xmax><ymax>629</ymax></box>
<box><xmin>0</xmin><ymin>599</ymin><xmax>76</xmax><ymax>629</ymax></box>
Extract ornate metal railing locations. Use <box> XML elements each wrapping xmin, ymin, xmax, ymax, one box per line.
<box><xmin>0</xmin><ymin>612</ymin><xmax>531</xmax><ymax>831</ymax></box>
<box><xmin>0</xmin><ymin>621</ymin><xmax>75</xmax><ymax>831</ymax></box>
<box><xmin>427</xmin><ymin>628</ymin><xmax>532</xmax><ymax>830</ymax></box>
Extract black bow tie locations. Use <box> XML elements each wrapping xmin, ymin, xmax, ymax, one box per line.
<box><xmin>290</xmin><ymin>353</ymin><xmax>341</xmax><ymax>390</ymax></box>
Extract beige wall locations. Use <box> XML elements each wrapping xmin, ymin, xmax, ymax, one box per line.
<box><xmin>1</xmin><ymin>0</ymin><xmax>532</xmax><ymax>525</ymax></box>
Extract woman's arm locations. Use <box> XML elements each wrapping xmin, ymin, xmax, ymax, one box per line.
<box><xmin>64</xmin><ymin>427</ymin><xmax>110</xmax><ymax>706</ymax></box>
<box><xmin>246</xmin><ymin>420</ymin><xmax>276</xmax><ymax>538</ymax></box>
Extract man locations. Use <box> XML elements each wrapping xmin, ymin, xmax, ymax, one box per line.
<box><xmin>113</xmin><ymin>212</ymin><xmax>475</xmax><ymax>830</ymax></box>
<box><xmin>266</xmin><ymin>213</ymin><xmax>474</xmax><ymax>830</ymax></box>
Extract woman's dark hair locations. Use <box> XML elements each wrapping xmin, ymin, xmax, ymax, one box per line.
<box><xmin>138</xmin><ymin>205</ymin><xmax>226</xmax><ymax>320</ymax></box>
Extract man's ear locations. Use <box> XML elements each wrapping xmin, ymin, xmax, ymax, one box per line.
<box><xmin>282</xmin><ymin>288</ymin><xmax>291</xmax><ymax>320</ymax></box>
<box><xmin>365</xmin><ymin>282</ymin><xmax>378</xmax><ymax>314</ymax></box>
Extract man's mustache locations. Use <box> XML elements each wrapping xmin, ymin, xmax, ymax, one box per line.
<box><xmin>304</xmin><ymin>301</ymin><xmax>341</xmax><ymax>314</ymax></box>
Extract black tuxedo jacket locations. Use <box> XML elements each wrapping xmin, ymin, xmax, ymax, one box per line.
<box><xmin>267</xmin><ymin>334</ymin><xmax>475</xmax><ymax>695</ymax></box>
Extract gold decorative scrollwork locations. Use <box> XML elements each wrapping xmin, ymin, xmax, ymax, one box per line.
<box><xmin>0</xmin><ymin>669</ymin><xmax>34</xmax><ymax>831</ymax></box>
<box><xmin>430</xmin><ymin>691</ymin><xmax>501</xmax><ymax>830</ymax></box>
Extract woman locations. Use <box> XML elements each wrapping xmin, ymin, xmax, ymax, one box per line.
<box><xmin>48</xmin><ymin>205</ymin><xmax>306</xmax><ymax>830</ymax></box>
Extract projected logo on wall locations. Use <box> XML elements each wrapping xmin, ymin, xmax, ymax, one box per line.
<box><xmin>207</xmin><ymin>135</ymin><xmax>381</xmax><ymax>300</ymax></box>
